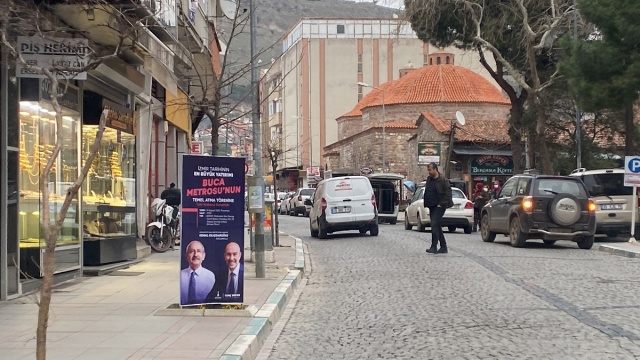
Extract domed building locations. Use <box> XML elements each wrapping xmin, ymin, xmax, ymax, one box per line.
<box><xmin>323</xmin><ymin>52</ymin><xmax>515</xmax><ymax>191</ymax></box>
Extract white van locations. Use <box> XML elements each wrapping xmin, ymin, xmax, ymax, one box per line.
<box><xmin>306</xmin><ymin>176</ymin><xmax>378</xmax><ymax>238</ymax></box>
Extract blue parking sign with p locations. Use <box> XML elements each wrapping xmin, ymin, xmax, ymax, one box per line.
<box><xmin>628</xmin><ymin>157</ymin><xmax>640</xmax><ymax>173</ymax></box>
<box><xmin>624</xmin><ymin>156</ymin><xmax>640</xmax><ymax>187</ymax></box>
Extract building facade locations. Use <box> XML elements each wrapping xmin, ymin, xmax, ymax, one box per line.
<box><xmin>324</xmin><ymin>54</ymin><xmax>513</xmax><ymax>198</ymax></box>
<box><xmin>0</xmin><ymin>0</ymin><xmax>220</xmax><ymax>300</ymax></box>
<box><xmin>260</xmin><ymin>18</ymin><xmax>500</xmax><ymax>187</ymax></box>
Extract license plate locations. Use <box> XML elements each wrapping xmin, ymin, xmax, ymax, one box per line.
<box><xmin>331</xmin><ymin>207</ymin><xmax>351</xmax><ymax>214</ymax></box>
<box><xmin>600</xmin><ymin>204</ymin><xmax>623</xmax><ymax>210</ymax></box>
<box><xmin>453</xmin><ymin>204</ymin><xmax>461</xmax><ymax>209</ymax></box>
<box><xmin>550</xmin><ymin>228</ymin><xmax>571</xmax><ymax>233</ymax></box>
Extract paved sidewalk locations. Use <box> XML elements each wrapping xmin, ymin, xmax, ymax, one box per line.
<box><xmin>599</xmin><ymin>240</ymin><xmax>640</xmax><ymax>259</ymax></box>
<box><xmin>0</xmin><ymin>234</ymin><xmax>303</xmax><ymax>360</ymax></box>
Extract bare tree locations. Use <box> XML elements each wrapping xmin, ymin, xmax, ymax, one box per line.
<box><xmin>263</xmin><ymin>131</ymin><xmax>302</xmax><ymax>246</ymax></box>
<box><xmin>405</xmin><ymin>0</ymin><xmax>577</xmax><ymax>174</ymax></box>
<box><xmin>0</xmin><ymin>1</ymin><xmax>153</xmax><ymax>358</ymax></box>
<box><xmin>171</xmin><ymin>0</ymin><xmax>305</xmax><ymax>158</ymax></box>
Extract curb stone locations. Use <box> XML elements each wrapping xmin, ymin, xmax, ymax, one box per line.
<box><xmin>599</xmin><ymin>244</ymin><xmax>640</xmax><ymax>259</ymax></box>
<box><xmin>219</xmin><ymin>237</ymin><xmax>305</xmax><ymax>360</ymax></box>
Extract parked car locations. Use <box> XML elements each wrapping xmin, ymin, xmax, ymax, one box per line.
<box><xmin>276</xmin><ymin>192</ymin><xmax>288</xmax><ymax>213</ymax></box>
<box><xmin>480</xmin><ymin>171</ymin><xmax>596</xmax><ymax>249</ymax></box>
<box><xmin>280</xmin><ymin>192</ymin><xmax>295</xmax><ymax>215</ymax></box>
<box><xmin>290</xmin><ymin>188</ymin><xmax>315</xmax><ymax>216</ymax></box>
<box><xmin>404</xmin><ymin>187</ymin><xmax>474</xmax><ymax>234</ymax></box>
<box><xmin>569</xmin><ymin>168</ymin><xmax>640</xmax><ymax>239</ymax></box>
<box><xmin>307</xmin><ymin>176</ymin><xmax>378</xmax><ymax>238</ymax></box>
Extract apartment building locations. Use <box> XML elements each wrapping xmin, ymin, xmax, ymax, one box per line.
<box><xmin>261</xmin><ymin>18</ymin><xmax>499</xmax><ymax>188</ymax></box>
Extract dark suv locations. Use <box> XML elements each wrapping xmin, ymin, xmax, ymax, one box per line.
<box><xmin>480</xmin><ymin>172</ymin><xmax>596</xmax><ymax>249</ymax></box>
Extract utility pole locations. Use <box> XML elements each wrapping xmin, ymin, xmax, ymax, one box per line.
<box><xmin>250</xmin><ymin>0</ymin><xmax>265</xmax><ymax>278</ymax></box>
<box><xmin>573</xmin><ymin>0</ymin><xmax>582</xmax><ymax>169</ymax></box>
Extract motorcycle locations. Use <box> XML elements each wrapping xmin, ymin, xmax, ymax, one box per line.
<box><xmin>146</xmin><ymin>198</ymin><xmax>180</xmax><ymax>253</ymax></box>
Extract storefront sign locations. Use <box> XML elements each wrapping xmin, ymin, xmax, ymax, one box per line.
<box><xmin>306</xmin><ymin>166</ymin><xmax>320</xmax><ymax>178</ymax></box>
<box><xmin>17</xmin><ymin>36</ymin><xmax>90</xmax><ymax>80</ymax></box>
<box><xmin>40</xmin><ymin>79</ymin><xmax>79</xmax><ymax>111</ymax></box>
<box><xmin>103</xmin><ymin>99</ymin><xmax>135</xmax><ymax>135</ymax></box>
<box><xmin>191</xmin><ymin>141</ymin><xmax>204</xmax><ymax>154</ymax></box>
<box><xmin>180</xmin><ymin>156</ymin><xmax>246</xmax><ymax>305</ymax></box>
<box><xmin>470</xmin><ymin>155</ymin><xmax>514</xmax><ymax>175</ymax></box>
<box><xmin>418</xmin><ymin>142</ymin><xmax>441</xmax><ymax>166</ymax></box>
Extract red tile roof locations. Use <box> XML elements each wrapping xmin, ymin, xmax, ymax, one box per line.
<box><xmin>339</xmin><ymin>65</ymin><xmax>510</xmax><ymax>119</ymax></box>
<box><xmin>420</xmin><ymin>111</ymin><xmax>511</xmax><ymax>144</ymax></box>
<box><xmin>372</xmin><ymin>121</ymin><xmax>418</xmax><ymax>130</ymax></box>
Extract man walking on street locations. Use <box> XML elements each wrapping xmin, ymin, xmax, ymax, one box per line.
<box><xmin>423</xmin><ymin>163</ymin><xmax>454</xmax><ymax>254</ymax></box>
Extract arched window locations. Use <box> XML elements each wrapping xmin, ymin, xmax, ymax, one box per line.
<box><xmin>429</xmin><ymin>58</ymin><xmax>433</xmax><ymax>65</ymax></box>
<box><xmin>446</xmin><ymin>56</ymin><xmax>450</xmax><ymax>64</ymax></box>
<box><xmin>436</xmin><ymin>57</ymin><xmax>441</xmax><ymax>65</ymax></box>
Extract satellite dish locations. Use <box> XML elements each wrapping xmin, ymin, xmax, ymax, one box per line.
<box><xmin>220</xmin><ymin>0</ymin><xmax>238</xmax><ymax>19</ymax></box>
<box><xmin>455</xmin><ymin>111</ymin><xmax>466</xmax><ymax>126</ymax></box>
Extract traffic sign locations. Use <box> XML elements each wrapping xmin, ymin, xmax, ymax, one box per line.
<box><xmin>624</xmin><ymin>156</ymin><xmax>640</xmax><ymax>187</ymax></box>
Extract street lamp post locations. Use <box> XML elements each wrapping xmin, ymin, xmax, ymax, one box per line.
<box><xmin>357</xmin><ymin>82</ymin><xmax>386</xmax><ymax>172</ymax></box>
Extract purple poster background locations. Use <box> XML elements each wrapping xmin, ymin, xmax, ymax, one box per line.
<box><xmin>180</xmin><ymin>155</ymin><xmax>245</xmax><ymax>305</ymax></box>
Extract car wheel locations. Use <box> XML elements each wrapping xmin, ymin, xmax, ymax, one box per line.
<box><xmin>481</xmin><ymin>214</ymin><xmax>496</xmax><ymax>242</ymax></box>
<box><xmin>359</xmin><ymin>228</ymin><xmax>367</xmax><ymax>234</ymax></box>
<box><xmin>417</xmin><ymin>213</ymin><xmax>426</xmax><ymax>232</ymax></box>
<box><xmin>404</xmin><ymin>215</ymin><xmax>413</xmax><ymax>230</ymax></box>
<box><xmin>543</xmin><ymin>240</ymin><xmax>556</xmax><ymax>246</ymax></box>
<box><xmin>318</xmin><ymin>219</ymin><xmax>327</xmax><ymax>239</ymax></box>
<box><xmin>310</xmin><ymin>220</ymin><xmax>319</xmax><ymax>238</ymax></box>
<box><xmin>447</xmin><ymin>226</ymin><xmax>456</xmax><ymax>233</ymax></box>
<box><xmin>389</xmin><ymin>218</ymin><xmax>397</xmax><ymax>225</ymax></box>
<box><xmin>509</xmin><ymin>216</ymin><xmax>528</xmax><ymax>248</ymax></box>
<box><xmin>577</xmin><ymin>235</ymin><xmax>594</xmax><ymax>250</ymax></box>
<box><xmin>370</xmin><ymin>223</ymin><xmax>379</xmax><ymax>236</ymax></box>
<box><xmin>464</xmin><ymin>225</ymin><xmax>472</xmax><ymax>234</ymax></box>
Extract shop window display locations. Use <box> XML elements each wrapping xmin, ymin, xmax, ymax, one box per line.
<box><xmin>18</xmin><ymin>100</ymin><xmax>80</xmax><ymax>251</ymax></box>
<box><xmin>81</xmin><ymin>126</ymin><xmax>136</xmax><ymax>239</ymax></box>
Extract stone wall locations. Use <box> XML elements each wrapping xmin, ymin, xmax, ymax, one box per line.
<box><xmin>362</xmin><ymin>102</ymin><xmax>511</xmax><ymax>127</ymax></box>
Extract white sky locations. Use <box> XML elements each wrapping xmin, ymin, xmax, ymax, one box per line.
<box><xmin>351</xmin><ymin>0</ymin><xmax>404</xmax><ymax>9</ymax></box>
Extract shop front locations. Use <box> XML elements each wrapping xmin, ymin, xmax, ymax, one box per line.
<box><xmin>82</xmin><ymin>91</ymin><xmax>137</xmax><ymax>266</ymax></box>
<box><xmin>469</xmin><ymin>154</ymin><xmax>514</xmax><ymax>193</ymax></box>
<box><xmin>18</xmin><ymin>78</ymin><xmax>82</xmax><ymax>279</ymax></box>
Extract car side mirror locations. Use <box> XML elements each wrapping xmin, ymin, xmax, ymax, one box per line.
<box><xmin>304</xmin><ymin>199</ymin><xmax>312</xmax><ymax>206</ymax></box>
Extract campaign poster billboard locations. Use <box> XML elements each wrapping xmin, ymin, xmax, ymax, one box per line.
<box><xmin>180</xmin><ymin>155</ymin><xmax>245</xmax><ymax>305</ymax></box>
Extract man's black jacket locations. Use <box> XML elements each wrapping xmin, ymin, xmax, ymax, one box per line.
<box><xmin>423</xmin><ymin>176</ymin><xmax>454</xmax><ymax>209</ymax></box>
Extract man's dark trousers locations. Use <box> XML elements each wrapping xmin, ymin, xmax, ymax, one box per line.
<box><xmin>429</xmin><ymin>206</ymin><xmax>447</xmax><ymax>248</ymax></box>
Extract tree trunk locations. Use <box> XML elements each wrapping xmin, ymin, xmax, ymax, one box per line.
<box><xmin>36</xmin><ymin>234</ymin><xmax>57</xmax><ymax>360</ymax></box>
<box><xmin>509</xmin><ymin>99</ymin><xmax>526</xmax><ymax>174</ymax></box>
<box><xmin>535</xmin><ymin>103</ymin><xmax>554</xmax><ymax>175</ymax></box>
<box><xmin>272</xmin><ymin>163</ymin><xmax>280</xmax><ymax>247</ymax></box>
<box><xmin>625</xmin><ymin>102</ymin><xmax>636</xmax><ymax>156</ymax></box>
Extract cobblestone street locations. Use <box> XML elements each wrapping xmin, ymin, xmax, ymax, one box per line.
<box><xmin>267</xmin><ymin>215</ymin><xmax>640</xmax><ymax>359</ymax></box>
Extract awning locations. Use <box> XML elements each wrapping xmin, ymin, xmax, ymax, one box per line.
<box><xmin>165</xmin><ymin>89</ymin><xmax>191</xmax><ymax>133</ymax></box>
<box><xmin>453</xmin><ymin>146</ymin><xmax>512</xmax><ymax>156</ymax></box>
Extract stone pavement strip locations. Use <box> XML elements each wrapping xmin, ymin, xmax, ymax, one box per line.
<box><xmin>0</xmin><ymin>233</ymin><xmax>305</xmax><ymax>360</ymax></box>
<box><xmin>599</xmin><ymin>241</ymin><xmax>640</xmax><ymax>259</ymax></box>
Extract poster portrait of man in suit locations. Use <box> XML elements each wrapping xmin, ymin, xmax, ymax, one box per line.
<box><xmin>207</xmin><ymin>241</ymin><xmax>243</xmax><ymax>302</ymax></box>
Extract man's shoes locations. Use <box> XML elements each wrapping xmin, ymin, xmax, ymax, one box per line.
<box><xmin>426</xmin><ymin>246</ymin><xmax>438</xmax><ymax>254</ymax></box>
<box><xmin>437</xmin><ymin>247</ymin><xmax>448</xmax><ymax>254</ymax></box>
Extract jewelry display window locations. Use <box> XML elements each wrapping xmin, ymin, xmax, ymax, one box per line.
<box><xmin>18</xmin><ymin>100</ymin><xmax>80</xmax><ymax>249</ymax></box>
